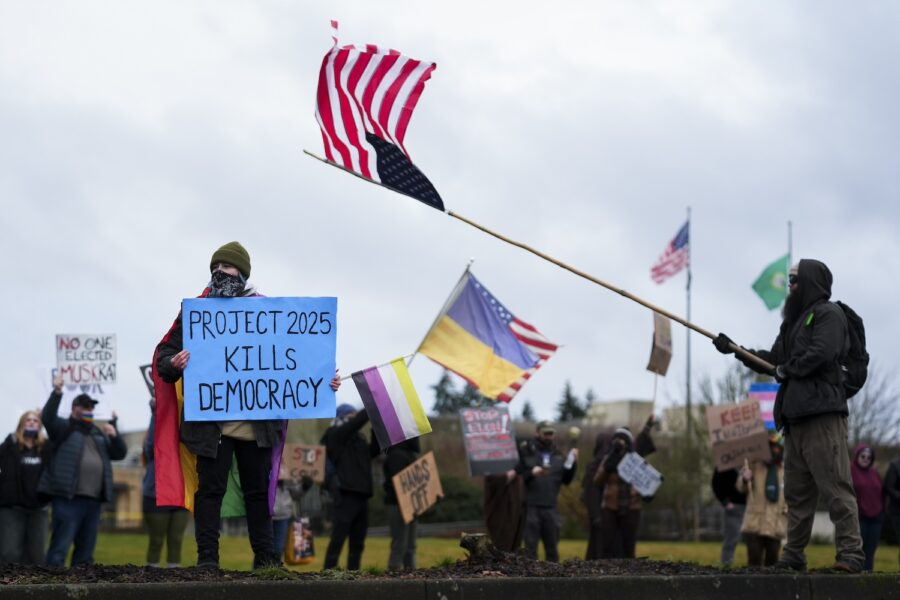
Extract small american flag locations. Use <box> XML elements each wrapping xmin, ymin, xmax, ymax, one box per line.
<box><xmin>315</xmin><ymin>21</ymin><xmax>443</xmax><ymax>211</ymax></box>
<box><xmin>650</xmin><ymin>221</ymin><xmax>690</xmax><ymax>284</ymax></box>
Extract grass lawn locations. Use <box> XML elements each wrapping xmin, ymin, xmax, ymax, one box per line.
<box><xmin>90</xmin><ymin>533</ymin><xmax>900</xmax><ymax>573</ymax></box>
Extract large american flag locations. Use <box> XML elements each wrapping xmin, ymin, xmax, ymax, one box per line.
<box><xmin>469</xmin><ymin>276</ymin><xmax>560</xmax><ymax>403</ymax></box>
<box><xmin>315</xmin><ymin>21</ymin><xmax>443</xmax><ymax>211</ymax></box>
<box><xmin>650</xmin><ymin>221</ymin><xmax>690</xmax><ymax>284</ymax></box>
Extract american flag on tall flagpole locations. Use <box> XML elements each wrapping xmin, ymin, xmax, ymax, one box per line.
<box><xmin>315</xmin><ymin>21</ymin><xmax>444</xmax><ymax>211</ymax></box>
<box><xmin>496</xmin><ymin>319</ymin><xmax>559</xmax><ymax>403</ymax></box>
<box><xmin>650</xmin><ymin>221</ymin><xmax>690</xmax><ymax>284</ymax></box>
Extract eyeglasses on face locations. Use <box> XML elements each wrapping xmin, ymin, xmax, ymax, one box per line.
<box><xmin>788</xmin><ymin>274</ymin><xmax>798</xmax><ymax>285</ymax></box>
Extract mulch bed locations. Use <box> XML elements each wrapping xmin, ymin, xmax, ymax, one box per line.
<box><xmin>0</xmin><ymin>554</ymin><xmax>805</xmax><ymax>585</ymax></box>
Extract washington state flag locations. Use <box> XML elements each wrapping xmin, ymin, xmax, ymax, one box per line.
<box><xmin>752</xmin><ymin>254</ymin><xmax>789</xmax><ymax>310</ymax></box>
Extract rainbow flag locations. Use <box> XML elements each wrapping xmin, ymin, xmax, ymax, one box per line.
<box><xmin>418</xmin><ymin>272</ymin><xmax>540</xmax><ymax>399</ymax></box>
<box><xmin>748</xmin><ymin>382</ymin><xmax>779</xmax><ymax>430</ymax></box>
<box><xmin>352</xmin><ymin>358</ymin><xmax>431</xmax><ymax>450</ymax></box>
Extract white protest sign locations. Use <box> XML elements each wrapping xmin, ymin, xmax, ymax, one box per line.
<box><xmin>616</xmin><ymin>451</ymin><xmax>663</xmax><ymax>497</ymax></box>
<box><xmin>56</xmin><ymin>334</ymin><xmax>117</xmax><ymax>385</ymax></box>
<box><xmin>37</xmin><ymin>367</ymin><xmax>115</xmax><ymax>420</ymax></box>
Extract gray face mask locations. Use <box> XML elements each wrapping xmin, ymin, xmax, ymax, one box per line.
<box><xmin>208</xmin><ymin>270</ymin><xmax>246</xmax><ymax>298</ymax></box>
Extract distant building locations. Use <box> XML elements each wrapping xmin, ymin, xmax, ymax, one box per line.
<box><xmin>584</xmin><ymin>399</ymin><xmax>654</xmax><ymax>430</ymax></box>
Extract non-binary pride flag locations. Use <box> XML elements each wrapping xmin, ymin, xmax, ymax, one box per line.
<box><xmin>748</xmin><ymin>382</ymin><xmax>779</xmax><ymax>430</ymax></box>
<box><xmin>419</xmin><ymin>272</ymin><xmax>551</xmax><ymax>401</ymax></box>
<box><xmin>315</xmin><ymin>21</ymin><xmax>443</xmax><ymax>211</ymax></box>
<box><xmin>650</xmin><ymin>222</ymin><xmax>690</xmax><ymax>284</ymax></box>
<box><xmin>352</xmin><ymin>358</ymin><xmax>432</xmax><ymax>450</ymax></box>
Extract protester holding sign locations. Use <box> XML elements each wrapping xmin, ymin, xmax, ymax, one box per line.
<box><xmin>0</xmin><ymin>411</ymin><xmax>52</xmax><ymax>564</ymax></box>
<box><xmin>272</xmin><ymin>476</ymin><xmax>312</xmax><ymax>558</ymax></box>
<box><xmin>592</xmin><ymin>427</ymin><xmax>654</xmax><ymax>559</ymax></box>
<box><xmin>509</xmin><ymin>421</ymin><xmax>577</xmax><ymax>562</ymax></box>
<box><xmin>379</xmin><ymin>436</ymin><xmax>420</xmax><ymax>570</ymax></box>
<box><xmin>581</xmin><ymin>431</ymin><xmax>613</xmax><ymax>560</ymax></box>
<box><xmin>40</xmin><ymin>374</ymin><xmax>127</xmax><ymax>566</ymax></box>
<box><xmin>321</xmin><ymin>404</ymin><xmax>378</xmax><ymax>570</ymax></box>
<box><xmin>736</xmin><ymin>433</ymin><xmax>787</xmax><ymax>567</ymax></box>
<box><xmin>153</xmin><ymin>242</ymin><xmax>341</xmax><ymax>570</ymax></box>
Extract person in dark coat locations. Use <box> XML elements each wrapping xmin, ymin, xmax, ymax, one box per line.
<box><xmin>0</xmin><ymin>410</ymin><xmax>52</xmax><ymax>564</ymax></box>
<box><xmin>40</xmin><ymin>375</ymin><xmax>127</xmax><ymax>566</ymax></box>
<box><xmin>379</xmin><ymin>436</ymin><xmax>420</xmax><ymax>570</ymax></box>
<box><xmin>511</xmin><ymin>421</ymin><xmax>577</xmax><ymax>562</ymax></box>
<box><xmin>484</xmin><ymin>471</ymin><xmax>525</xmax><ymax>552</ymax></box>
<box><xmin>712</xmin><ymin>468</ymin><xmax>747</xmax><ymax>566</ymax></box>
<box><xmin>883</xmin><ymin>455</ymin><xmax>900</xmax><ymax>568</ymax></box>
<box><xmin>154</xmin><ymin>241</ymin><xmax>341</xmax><ymax>569</ymax></box>
<box><xmin>850</xmin><ymin>444</ymin><xmax>883</xmax><ymax>572</ymax></box>
<box><xmin>714</xmin><ymin>259</ymin><xmax>864</xmax><ymax>572</ymax></box>
<box><xmin>321</xmin><ymin>404</ymin><xmax>378</xmax><ymax>570</ymax></box>
<box><xmin>582</xmin><ymin>431</ymin><xmax>612</xmax><ymax>560</ymax></box>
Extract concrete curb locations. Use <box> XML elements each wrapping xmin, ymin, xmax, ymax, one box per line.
<box><xmin>1</xmin><ymin>575</ymin><xmax>899</xmax><ymax>600</ymax></box>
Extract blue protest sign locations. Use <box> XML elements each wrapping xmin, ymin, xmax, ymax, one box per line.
<box><xmin>182</xmin><ymin>296</ymin><xmax>337</xmax><ymax>421</ymax></box>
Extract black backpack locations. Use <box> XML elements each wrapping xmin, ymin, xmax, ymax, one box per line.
<box><xmin>836</xmin><ymin>301</ymin><xmax>869</xmax><ymax>398</ymax></box>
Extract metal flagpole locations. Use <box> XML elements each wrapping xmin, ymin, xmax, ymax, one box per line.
<box><xmin>686</xmin><ymin>206</ymin><xmax>692</xmax><ymax>438</ymax></box>
<box><xmin>303</xmin><ymin>150</ymin><xmax>775</xmax><ymax>373</ymax></box>
<box><xmin>787</xmin><ymin>221</ymin><xmax>793</xmax><ymax>303</ymax></box>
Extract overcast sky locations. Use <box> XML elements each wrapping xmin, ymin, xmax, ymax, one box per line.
<box><xmin>2</xmin><ymin>1</ymin><xmax>898</xmax><ymax>436</ymax></box>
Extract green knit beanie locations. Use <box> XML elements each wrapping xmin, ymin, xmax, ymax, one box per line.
<box><xmin>210</xmin><ymin>241</ymin><xmax>251</xmax><ymax>278</ymax></box>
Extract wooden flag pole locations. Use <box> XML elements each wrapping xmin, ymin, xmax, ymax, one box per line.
<box><xmin>303</xmin><ymin>149</ymin><xmax>774</xmax><ymax>373</ymax></box>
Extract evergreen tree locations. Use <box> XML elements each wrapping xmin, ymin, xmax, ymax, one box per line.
<box><xmin>556</xmin><ymin>380</ymin><xmax>586</xmax><ymax>421</ymax></box>
<box><xmin>431</xmin><ymin>370</ymin><xmax>492</xmax><ymax>414</ymax></box>
<box><xmin>520</xmin><ymin>400</ymin><xmax>536</xmax><ymax>422</ymax></box>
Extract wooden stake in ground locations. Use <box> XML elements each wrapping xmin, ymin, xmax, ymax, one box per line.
<box><xmin>303</xmin><ymin>150</ymin><xmax>775</xmax><ymax>373</ymax></box>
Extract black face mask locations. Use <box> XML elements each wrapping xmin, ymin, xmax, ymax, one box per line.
<box><xmin>783</xmin><ymin>285</ymin><xmax>804</xmax><ymax>325</ymax></box>
<box><xmin>23</xmin><ymin>428</ymin><xmax>38</xmax><ymax>439</ymax></box>
<box><xmin>208</xmin><ymin>270</ymin><xmax>245</xmax><ymax>298</ymax></box>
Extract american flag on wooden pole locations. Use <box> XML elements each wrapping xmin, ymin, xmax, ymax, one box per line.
<box><xmin>496</xmin><ymin>320</ymin><xmax>559</xmax><ymax>403</ymax></box>
<box><xmin>315</xmin><ymin>20</ymin><xmax>443</xmax><ymax>211</ymax></box>
<box><xmin>650</xmin><ymin>221</ymin><xmax>690</xmax><ymax>284</ymax></box>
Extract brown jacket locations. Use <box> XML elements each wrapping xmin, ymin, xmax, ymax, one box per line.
<box><xmin>736</xmin><ymin>462</ymin><xmax>787</xmax><ymax>539</ymax></box>
<box><xmin>593</xmin><ymin>457</ymin><xmax>642</xmax><ymax>512</ymax></box>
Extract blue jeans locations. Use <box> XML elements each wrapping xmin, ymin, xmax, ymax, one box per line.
<box><xmin>859</xmin><ymin>513</ymin><xmax>883</xmax><ymax>572</ymax></box>
<box><xmin>272</xmin><ymin>518</ymin><xmax>292</xmax><ymax>558</ymax></box>
<box><xmin>721</xmin><ymin>503</ymin><xmax>746</xmax><ymax>565</ymax></box>
<box><xmin>0</xmin><ymin>506</ymin><xmax>48</xmax><ymax>564</ymax></box>
<box><xmin>46</xmin><ymin>497</ymin><xmax>102</xmax><ymax>566</ymax></box>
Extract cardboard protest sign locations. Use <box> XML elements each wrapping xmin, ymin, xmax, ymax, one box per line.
<box><xmin>279</xmin><ymin>444</ymin><xmax>326</xmax><ymax>483</ymax></box>
<box><xmin>139</xmin><ymin>364</ymin><xmax>155</xmax><ymax>397</ymax></box>
<box><xmin>706</xmin><ymin>398</ymin><xmax>772</xmax><ymax>471</ymax></box>
<box><xmin>182</xmin><ymin>296</ymin><xmax>337</xmax><ymax>421</ymax></box>
<box><xmin>38</xmin><ymin>367</ymin><xmax>114</xmax><ymax>420</ymax></box>
<box><xmin>646</xmin><ymin>313</ymin><xmax>672</xmax><ymax>376</ymax></box>
<box><xmin>56</xmin><ymin>334</ymin><xmax>117</xmax><ymax>385</ymax></box>
<box><xmin>617</xmin><ymin>451</ymin><xmax>663</xmax><ymax>497</ymax></box>
<box><xmin>392</xmin><ymin>451</ymin><xmax>444</xmax><ymax>524</ymax></box>
<box><xmin>459</xmin><ymin>406</ymin><xmax>519</xmax><ymax>476</ymax></box>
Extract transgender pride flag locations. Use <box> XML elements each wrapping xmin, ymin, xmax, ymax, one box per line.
<box><xmin>352</xmin><ymin>358</ymin><xmax>432</xmax><ymax>450</ymax></box>
<box><xmin>748</xmin><ymin>382</ymin><xmax>779</xmax><ymax>430</ymax></box>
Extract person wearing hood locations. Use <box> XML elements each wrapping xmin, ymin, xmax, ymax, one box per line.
<box><xmin>737</xmin><ymin>433</ymin><xmax>787</xmax><ymax>567</ymax></box>
<box><xmin>592</xmin><ymin>427</ymin><xmax>652</xmax><ymax>559</ymax></box>
<box><xmin>154</xmin><ymin>242</ymin><xmax>342</xmax><ymax>569</ymax></box>
<box><xmin>714</xmin><ymin>259</ymin><xmax>865</xmax><ymax>573</ymax></box>
<box><xmin>40</xmin><ymin>375</ymin><xmax>127</xmax><ymax>566</ymax></box>
<box><xmin>850</xmin><ymin>444</ymin><xmax>883</xmax><ymax>572</ymax></box>
<box><xmin>0</xmin><ymin>410</ymin><xmax>53</xmax><ymax>564</ymax></box>
<box><xmin>510</xmin><ymin>421</ymin><xmax>577</xmax><ymax>562</ymax></box>
<box><xmin>320</xmin><ymin>403</ymin><xmax>378</xmax><ymax>570</ymax></box>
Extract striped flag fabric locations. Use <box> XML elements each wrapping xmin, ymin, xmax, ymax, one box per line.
<box><xmin>496</xmin><ymin>321</ymin><xmax>558</xmax><ymax>403</ymax></box>
<box><xmin>315</xmin><ymin>21</ymin><xmax>443</xmax><ymax>211</ymax></box>
<box><xmin>419</xmin><ymin>272</ymin><xmax>555</xmax><ymax>401</ymax></box>
<box><xmin>650</xmin><ymin>221</ymin><xmax>690</xmax><ymax>284</ymax></box>
<box><xmin>352</xmin><ymin>358</ymin><xmax>432</xmax><ymax>450</ymax></box>
<box><xmin>748</xmin><ymin>382</ymin><xmax>779</xmax><ymax>430</ymax></box>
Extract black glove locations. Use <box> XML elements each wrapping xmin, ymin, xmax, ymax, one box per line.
<box><xmin>603</xmin><ymin>441</ymin><xmax>626</xmax><ymax>473</ymax></box>
<box><xmin>713</xmin><ymin>333</ymin><xmax>736</xmax><ymax>355</ymax></box>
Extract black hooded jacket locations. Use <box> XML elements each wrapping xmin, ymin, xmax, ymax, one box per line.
<box><xmin>743</xmin><ymin>259</ymin><xmax>849</xmax><ymax>427</ymax></box>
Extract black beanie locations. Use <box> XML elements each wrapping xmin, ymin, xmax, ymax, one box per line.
<box><xmin>210</xmin><ymin>241</ymin><xmax>251</xmax><ymax>278</ymax></box>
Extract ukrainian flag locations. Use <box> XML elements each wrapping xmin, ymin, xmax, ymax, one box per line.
<box><xmin>419</xmin><ymin>273</ymin><xmax>539</xmax><ymax>399</ymax></box>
